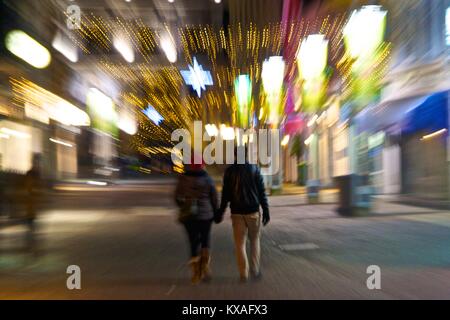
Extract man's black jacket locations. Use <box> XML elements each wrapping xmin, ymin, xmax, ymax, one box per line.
<box><xmin>217</xmin><ymin>163</ymin><xmax>269</xmax><ymax>218</ymax></box>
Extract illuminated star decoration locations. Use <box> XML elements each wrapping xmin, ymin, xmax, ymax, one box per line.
<box><xmin>143</xmin><ymin>105</ymin><xmax>164</xmax><ymax>126</ymax></box>
<box><xmin>180</xmin><ymin>57</ymin><xmax>213</xmax><ymax>98</ymax></box>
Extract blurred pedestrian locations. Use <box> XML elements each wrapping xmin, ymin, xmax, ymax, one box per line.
<box><xmin>175</xmin><ymin>155</ymin><xmax>218</xmax><ymax>285</ymax></box>
<box><xmin>215</xmin><ymin>146</ymin><xmax>270</xmax><ymax>283</ymax></box>
<box><xmin>24</xmin><ymin>153</ymin><xmax>43</xmax><ymax>251</ymax></box>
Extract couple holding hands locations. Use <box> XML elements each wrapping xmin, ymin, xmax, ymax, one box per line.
<box><xmin>175</xmin><ymin>152</ymin><xmax>270</xmax><ymax>285</ymax></box>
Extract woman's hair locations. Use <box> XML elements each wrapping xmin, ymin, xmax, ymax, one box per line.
<box><xmin>234</xmin><ymin>145</ymin><xmax>249</xmax><ymax>164</ymax></box>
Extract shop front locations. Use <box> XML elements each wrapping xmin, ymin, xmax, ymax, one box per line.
<box><xmin>354</xmin><ymin>91</ymin><xmax>449</xmax><ymax>198</ymax></box>
<box><xmin>400</xmin><ymin>91</ymin><xmax>449</xmax><ymax>199</ymax></box>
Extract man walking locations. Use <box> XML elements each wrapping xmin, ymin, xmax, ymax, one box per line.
<box><xmin>215</xmin><ymin>148</ymin><xmax>270</xmax><ymax>282</ymax></box>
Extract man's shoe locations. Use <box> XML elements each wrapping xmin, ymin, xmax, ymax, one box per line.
<box><xmin>240</xmin><ymin>276</ymin><xmax>249</xmax><ymax>284</ymax></box>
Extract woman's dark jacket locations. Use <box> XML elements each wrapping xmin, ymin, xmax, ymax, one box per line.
<box><xmin>175</xmin><ymin>170</ymin><xmax>218</xmax><ymax>221</ymax></box>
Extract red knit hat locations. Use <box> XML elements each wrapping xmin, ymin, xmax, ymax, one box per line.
<box><xmin>189</xmin><ymin>153</ymin><xmax>205</xmax><ymax>171</ymax></box>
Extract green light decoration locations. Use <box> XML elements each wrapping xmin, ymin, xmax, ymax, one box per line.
<box><xmin>343</xmin><ymin>5</ymin><xmax>387</xmax><ymax>110</ymax></box>
<box><xmin>87</xmin><ymin>88</ymin><xmax>119</xmax><ymax>138</ymax></box>
<box><xmin>297</xmin><ymin>34</ymin><xmax>329</xmax><ymax>113</ymax></box>
<box><xmin>235</xmin><ymin>75</ymin><xmax>252</xmax><ymax>129</ymax></box>
<box><xmin>262</xmin><ymin>56</ymin><xmax>285</xmax><ymax>127</ymax></box>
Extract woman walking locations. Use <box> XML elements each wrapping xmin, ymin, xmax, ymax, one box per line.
<box><xmin>175</xmin><ymin>157</ymin><xmax>218</xmax><ymax>284</ymax></box>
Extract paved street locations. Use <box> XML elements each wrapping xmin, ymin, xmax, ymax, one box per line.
<box><xmin>2</xmin><ymin>183</ymin><xmax>450</xmax><ymax>299</ymax></box>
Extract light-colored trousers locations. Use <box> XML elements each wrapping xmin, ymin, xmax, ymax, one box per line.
<box><xmin>231</xmin><ymin>213</ymin><xmax>261</xmax><ymax>278</ymax></box>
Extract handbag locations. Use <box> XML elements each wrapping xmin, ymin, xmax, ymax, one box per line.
<box><xmin>178</xmin><ymin>198</ymin><xmax>199</xmax><ymax>223</ymax></box>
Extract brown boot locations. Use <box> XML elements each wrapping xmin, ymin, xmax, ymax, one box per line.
<box><xmin>200</xmin><ymin>248</ymin><xmax>211</xmax><ymax>282</ymax></box>
<box><xmin>189</xmin><ymin>257</ymin><xmax>201</xmax><ymax>285</ymax></box>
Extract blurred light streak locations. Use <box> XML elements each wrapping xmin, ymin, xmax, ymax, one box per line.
<box><xmin>5</xmin><ymin>30</ymin><xmax>51</xmax><ymax>69</ymax></box>
<box><xmin>316</xmin><ymin>111</ymin><xmax>327</xmax><ymax>124</ymax></box>
<box><xmin>161</xmin><ymin>34</ymin><xmax>177</xmax><ymax>63</ymax></box>
<box><xmin>421</xmin><ymin>129</ymin><xmax>447</xmax><ymax>141</ymax></box>
<box><xmin>113</xmin><ymin>35</ymin><xmax>135</xmax><ymax>63</ymax></box>
<box><xmin>119</xmin><ymin>119</ymin><xmax>137</xmax><ymax>135</ymax></box>
<box><xmin>49</xmin><ymin>138</ymin><xmax>73</xmax><ymax>148</ymax></box>
<box><xmin>11</xmin><ymin>78</ymin><xmax>90</xmax><ymax>126</ymax></box>
<box><xmin>118</xmin><ymin>107</ymin><xmax>137</xmax><ymax>135</ymax></box>
<box><xmin>139</xmin><ymin>167</ymin><xmax>152</xmax><ymax>174</ymax></box>
<box><xmin>304</xmin><ymin>134</ymin><xmax>314</xmax><ymax>146</ymax></box>
<box><xmin>52</xmin><ymin>32</ymin><xmax>78</xmax><ymax>63</ymax></box>
<box><xmin>307</xmin><ymin>115</ymin><xmax>318</xmax><ymax>127</ymax></box>
<box><xmin>87</xmin><ymin>181</ymin><xmax>108</xmax><ymax>186</ymax></box>
<box><xmin>0</xmin><ymin>127</ymin><xmax>31</xmax><ymax>139</ymax></box>
<box><xmin>173</xmin><ymin>165</ymin><xmax>184</xmax><ymax>174</ymax></box>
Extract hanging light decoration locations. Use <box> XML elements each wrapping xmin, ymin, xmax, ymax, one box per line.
<box><xmin>297</xmin><ymin>34</ymin><xmax>328</xmax><ymax>81</ymax></box>
<box><xmin>262</xmin><ymin>56</ymin><xmax>285</xmax><ymax>126</ymax></box>
<box><xmin>234</xmin><ymin>75</ymin><xmax>252</xmax><ymax>129</ymax></box>
<box><xmin>296</xmin><ymin>34</ymin><xmax>329</xmax><ymax>113</ymax></box>
<box><xmin>181</xmin><ymin>57</ymin><xmax>213</xmax><ymax>97</ymax></box>
<box><xmin>343</xmin><ymin>5</ymin><xmax>388</xmax><ymax>109</ymax></box>
<box><xmin>343</xmin><ymin>5</ymin><xmax>387</xmax><ymax>60</ymax></box>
